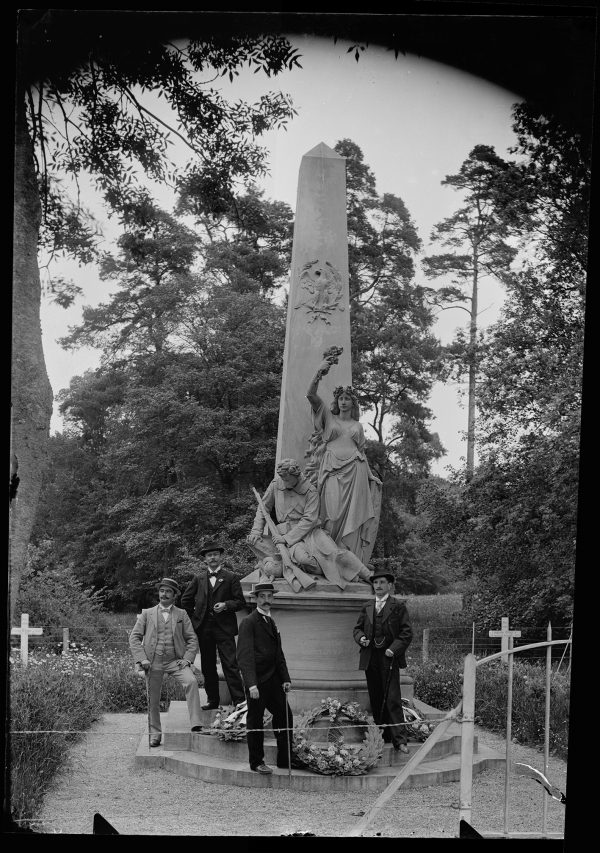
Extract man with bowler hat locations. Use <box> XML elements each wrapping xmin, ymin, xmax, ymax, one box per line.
<box><xmin>236</xmin><ymin>582</ymin><xmax>296</xmax><ymax>774</ymax></box>
<box><xmin>353</xmin><ymin>569</ymin><xmax>412</xmax><ymax>753</ymax></box>
<box><xmin>129</xmin><ymin>578</ymin><xmax>203</xmax><ymax>746</ymax></box>
<box><xmin>181</xmin><ymin>541</ymin><xmax>245</xmax><ymax>709</ymax></box>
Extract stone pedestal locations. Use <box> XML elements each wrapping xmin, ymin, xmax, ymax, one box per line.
<box><xmin>219</xmin><ymin>580</ymin><xmax>414</xmax><ymax>712</ymax></box>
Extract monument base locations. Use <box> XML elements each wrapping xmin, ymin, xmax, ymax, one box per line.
<box><xmin>220</xmin><ymin>579</ymin><xmax>413</xmax><ymax>711</ymax></box>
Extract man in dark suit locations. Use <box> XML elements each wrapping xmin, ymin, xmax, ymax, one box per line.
<box><xmin>236</xmin><ymin>582</ymin><xmax>294</xmax><ymax>774</ymax></box>
<box><xmin>353</xmin><ymin>570</ymin><xmax>413</xmax><ymax>753</ymax></box>
<box><xmin>181</xmin><ymin>541</ymin><xmax>245</xmax><ymax>710</ymax></box>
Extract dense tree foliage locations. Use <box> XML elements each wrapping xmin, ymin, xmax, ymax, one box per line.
<box><xmin>334</xmin><ymin>139</ymin><xmax>444</xmax><ymax>562</ymax></box>
<box><xmin>12</xmin><ymin>15</ymin><xmax>301</xmax><ymax>616</ymax></box>
<box><xmin>35</xmin><ymin>190</ymin><xmax>290</xmax><ymax>605</ymax></box>
<box><xmin>417</xmin><ymin>103</ymin><xmax>588</xmax><ymax>627</ymax></box>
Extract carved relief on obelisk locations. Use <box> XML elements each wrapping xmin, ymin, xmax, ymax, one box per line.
<box><xmin>294</xmin><ymin>259</ymin><xmax>345</xmax><ymax>324</ymax></box>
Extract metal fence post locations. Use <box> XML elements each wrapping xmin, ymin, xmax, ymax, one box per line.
<box><xmin>503</xmin><ymin>637</ymin><xmax>515</xmax><ymax>836</ymax></box>
<box><xmin>422</xmin><ymin>628</ymin><xmax>430</xmax><ymax>663</ymax></box>
<box><xmin>542</xmin><ymin>623</ymin><xmax>552</xmax><ymax>835</ymax></box>
<box><xmin>458</xmin><ymin>653</ymin><xmax>477</xmax><ymax>827</ymax></box>
<box><xmin>63</xmin><ymin>627</ymin><xmax>70</xmax><ymax>653</ymax></box>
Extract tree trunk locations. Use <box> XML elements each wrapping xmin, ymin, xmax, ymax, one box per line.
<box><xmin>466</xmin><ymin>252</ymin><xmax>479</xmax><ymax>481</ymax></box>
<box><xmin>10</xmin><ymin>89</ymin><xmax>53</xmax><ymax>619</ymax></box>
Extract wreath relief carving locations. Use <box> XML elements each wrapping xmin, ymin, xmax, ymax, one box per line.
<box><xmin>294</xmin><ymin>259</ymin><xmax>345</xmax><ymax>324</ymax></box>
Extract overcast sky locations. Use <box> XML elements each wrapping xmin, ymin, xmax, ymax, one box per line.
<box><xmin>40</xmin><ymin>34</ymin><xmax>523</xmax><ymax>476</ymax></box>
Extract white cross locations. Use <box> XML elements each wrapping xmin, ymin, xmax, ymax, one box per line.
<box><xmin>11</xmin><ymin>613</ymin><xmax>43</xmax><ymax>666</ymax></box>
<box><xmin>489</xmin><ymin>616</ymin><xmax>521</xmax><ymax>663</ymax></box>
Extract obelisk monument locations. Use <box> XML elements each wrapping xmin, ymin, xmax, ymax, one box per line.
<box><xmin>276</xmin><ymin>142</ymin><xmax>352</xmax><ymax>467</ymax></box>
<box><xmin>232</xmin><ymin>143</ymin><xmax>412</xmax><ymax>709</ymax></box>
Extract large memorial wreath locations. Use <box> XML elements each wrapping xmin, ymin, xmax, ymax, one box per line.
<box><xmin>292</xmin><ymin>697</ymin><xmax>384</xmax><ymax>776</ymax></box>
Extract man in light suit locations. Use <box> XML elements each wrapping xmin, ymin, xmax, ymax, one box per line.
<box><xmin>353</xmin><ymin>570</ymin><xmax>413</xmax><ymax>753</ymax></box>
<box><xmin>181</xmin><ymin>541</ymin><xmax>246</xmax><ymax>710</ymax></box>
<box><xmin>129</xmin><ymin>577</ymin><xmax>203</xmax><ymax>747</ymax></box>
<box><xmin>236</xmin><ymin>582</ymin><xmax>296</xmax><ymax>774</ymax></box>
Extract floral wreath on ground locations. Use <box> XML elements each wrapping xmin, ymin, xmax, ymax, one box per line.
<box><xmin>209</xmin><ymin>702</ymin><xmax>273</xmax><ymax>741</ymax></box>
<box><xmin>292</xmin><ymin>697</ymin><xmax>384</xmax><ymax>776</ymax></box>
<box><xmin>401</xmin><ymin>698</ymin><xmax>436</xmax><ymax>741</ymax></box>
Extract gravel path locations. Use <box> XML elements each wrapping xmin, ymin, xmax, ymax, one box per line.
<box><xmin>33</xmin><ymin>713</ymin><xmax>567</xmax><ymax>837</ymax></box>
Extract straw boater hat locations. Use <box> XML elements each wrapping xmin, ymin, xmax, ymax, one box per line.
<box><xmin>155</xmin><ymin>577</ymin><xmax>181</xmax><ymax>594</ymax></box>
<box><xmin>199</xmin><ymin>540</ymin><xmax>225</xmax><ymax>556</ymax></box>
<box><xmin>251</xmin><ymin>582</ymin><xmax>275</xmax><ymax>595</ymax></box>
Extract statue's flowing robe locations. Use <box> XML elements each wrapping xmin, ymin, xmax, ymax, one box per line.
<box><xmin>312</xmin><ymin>402</ymin><xmax>382</xmax><ymax>564</ymax></box>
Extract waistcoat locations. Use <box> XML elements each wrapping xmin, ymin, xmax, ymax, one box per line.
<box><xmin>155</xmin><ymin>610</ymin><xmax>176</xmax><ymax>660</ymax></box>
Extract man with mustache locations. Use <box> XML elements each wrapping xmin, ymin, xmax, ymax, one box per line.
<box><xmin>181</xmin><ymin>541</ymin><xmax>246</xmax><ymax>710</ymax></box>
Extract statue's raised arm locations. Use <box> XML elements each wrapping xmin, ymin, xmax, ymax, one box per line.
<box><xmin>306</xmin><ymin>345</ymin><xmax>344</xmax><ymax>413</ymax></box>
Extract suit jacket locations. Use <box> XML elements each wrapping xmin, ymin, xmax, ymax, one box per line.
<box><xmin>129</xmin><ymin>605</ymin><xmax>199</xmax><ymax>665</ymax></box>
<box><xmin>353</xmin><ymin>596</ymin><xmax>412</xmax><ymax>669</ymax></box>
<box><xmin>181</xmin><ymin>567</ymin><xmax>245</xmax><ymax>635</ymax></box>
<box><xmin>236</xmin><ymin>608</ymin><xmax>291</xmax><ymax>688</ymax></box>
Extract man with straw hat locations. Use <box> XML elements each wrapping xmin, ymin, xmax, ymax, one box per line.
<box><xmin>353</xmin><ymin>569</ymin><xmax>412</xmax><ymax>753</ymax></box>
<box><xmin>129</xmin><ymin>577</ymin><xmax>203</xmax><ymax>747</ymax></box>
<box><xmin>236</xmin><ymin>582</ymin><xmax>297</xmax><ymax>774</ymax></box>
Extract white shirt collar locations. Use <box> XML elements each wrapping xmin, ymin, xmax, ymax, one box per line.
<box><xmin>257</xmin><ymin>606</ymin><xmax>271</xmax><ymax>617</ymax></box>
<box><xmin>375</xmin><ymin>594</ymin><xmax>389</xmax><ymax>608</ymax></box>
<box><xmin>159</xmin><ymin>604</ymin><xmax>173</xmax><ymax>611</ymax></box>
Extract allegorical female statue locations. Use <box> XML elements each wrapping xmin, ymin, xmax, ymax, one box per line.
<box><xmin>306</xmin><ymin>352</ymin><xmax>382</xmax><ymax>564</ymax></box>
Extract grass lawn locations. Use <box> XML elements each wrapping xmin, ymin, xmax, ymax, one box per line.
<box><xmin>402</xmin><ymin>592</ymin><xmax>463</xmax><ymax>628</ymax></box>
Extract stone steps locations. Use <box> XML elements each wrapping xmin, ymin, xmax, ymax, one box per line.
<box><xmin>135</xmin><ymin>701</ymin><xmax>505</xmax><ymax>792</ymax></box>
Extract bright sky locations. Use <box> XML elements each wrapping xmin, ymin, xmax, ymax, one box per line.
<box><xmin>40</xmin><ymin>35</ymin><xmax>522</xmax><ymax>476</ymax></box>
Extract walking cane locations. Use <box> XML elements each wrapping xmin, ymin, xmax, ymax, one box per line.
<box><xmin>379</xmin><ymin>656</ymin><xmax>395</xmax><ymax>740</ymax></box>
<box><xmin>138</xmin><ymin>663</ymin><xmax>152</xmax><ymax>749</ymax></box>
<box><xmin>284</xmin><ymin>685</ymin><xmax>292</xmax><ymax>781</ymax></box>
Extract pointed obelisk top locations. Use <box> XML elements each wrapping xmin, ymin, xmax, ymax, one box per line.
<box><xmin>303</xmin><ymin>142</ymin><xmax>345</xmax><ymax>160</ymax></box>
<box><xmin>276</xmin><ymin>140</ymin><xmax>351</xmax><ymax>467</ymax></box>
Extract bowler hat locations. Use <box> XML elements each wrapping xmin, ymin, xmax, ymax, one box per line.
<box><xmin>252</xmin><ymin>582</ymin><xmax>275</xmax><ymax>595</ymax></box>
<box><xmin>369</xmin><ymin>570</ymin><xmax>395</xmax><ymax>584</ymax></box>
<box><xmin>200</xmin><ymin>540</ymin><xmax>225</xmax><ymax>556</ymax></box>
<box><xmin>155</xmin><ymin>577</ymin><xmax>181</xmax><ymax>594</ymax></box>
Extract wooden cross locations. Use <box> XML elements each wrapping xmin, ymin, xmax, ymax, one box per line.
<box><xmin>489</xmin><ymin>616</ymin><xmax>521</xmax><ymax>663</ymax></box>
<box><xmin>11</xmin><ymin>613</ymin><xmax>43</xmax><ymax>666</ymax></box>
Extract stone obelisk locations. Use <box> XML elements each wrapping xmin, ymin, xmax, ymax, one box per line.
<box><xmin>276</xmin><ymin>142</ymin><xmax>352</xmax><ymax>467</ymax></box>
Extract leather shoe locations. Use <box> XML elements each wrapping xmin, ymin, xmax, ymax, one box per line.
<box><xmin>251</xmin><ymin>763</ymin><xmax>273</xmax><ymax>775</ymax></box>
<box><xmin>191</xmin><ymin>726</ymin><xmax>202</xmax><ymax>732</ymax></box>
<box><xmin>150</xmin><ymin>736</ymin><xmax>161</xmax><ymax>747</ymax></box>
<box><xmin>201</xmin><ymin>702</ymin><xmax>220</xmax><ymax>710</ymax></box>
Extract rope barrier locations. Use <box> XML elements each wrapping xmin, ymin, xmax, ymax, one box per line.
<box><xmin>9</xmin><ymin>719</ymin><xmax>442</xmax><ymax>736</ymax></box>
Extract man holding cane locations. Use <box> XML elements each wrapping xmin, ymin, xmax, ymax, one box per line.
<box><xmin>129</xmin><ymin>578</ymin><xmax>203</xmax><ymax>747</ymax></box>
<box><xmin>353</xmin><ymin>570</ymin><xmax>412</xmax><ymax>753</ymax></box>
<box><xmin>236</xmin><ymin>582</ymin><xmax>299</xmax><ymax>774</ymax></box>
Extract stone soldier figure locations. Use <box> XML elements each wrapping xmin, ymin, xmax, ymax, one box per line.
<box><xmin>248</xmin><ymin>458</ymin><xmax>372</xmax><ymax>589</ymax></box>
<box><xmin>353</xmin><ymin>569</ymin><xmax>412</xmax><ymax>752</ymax></box>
